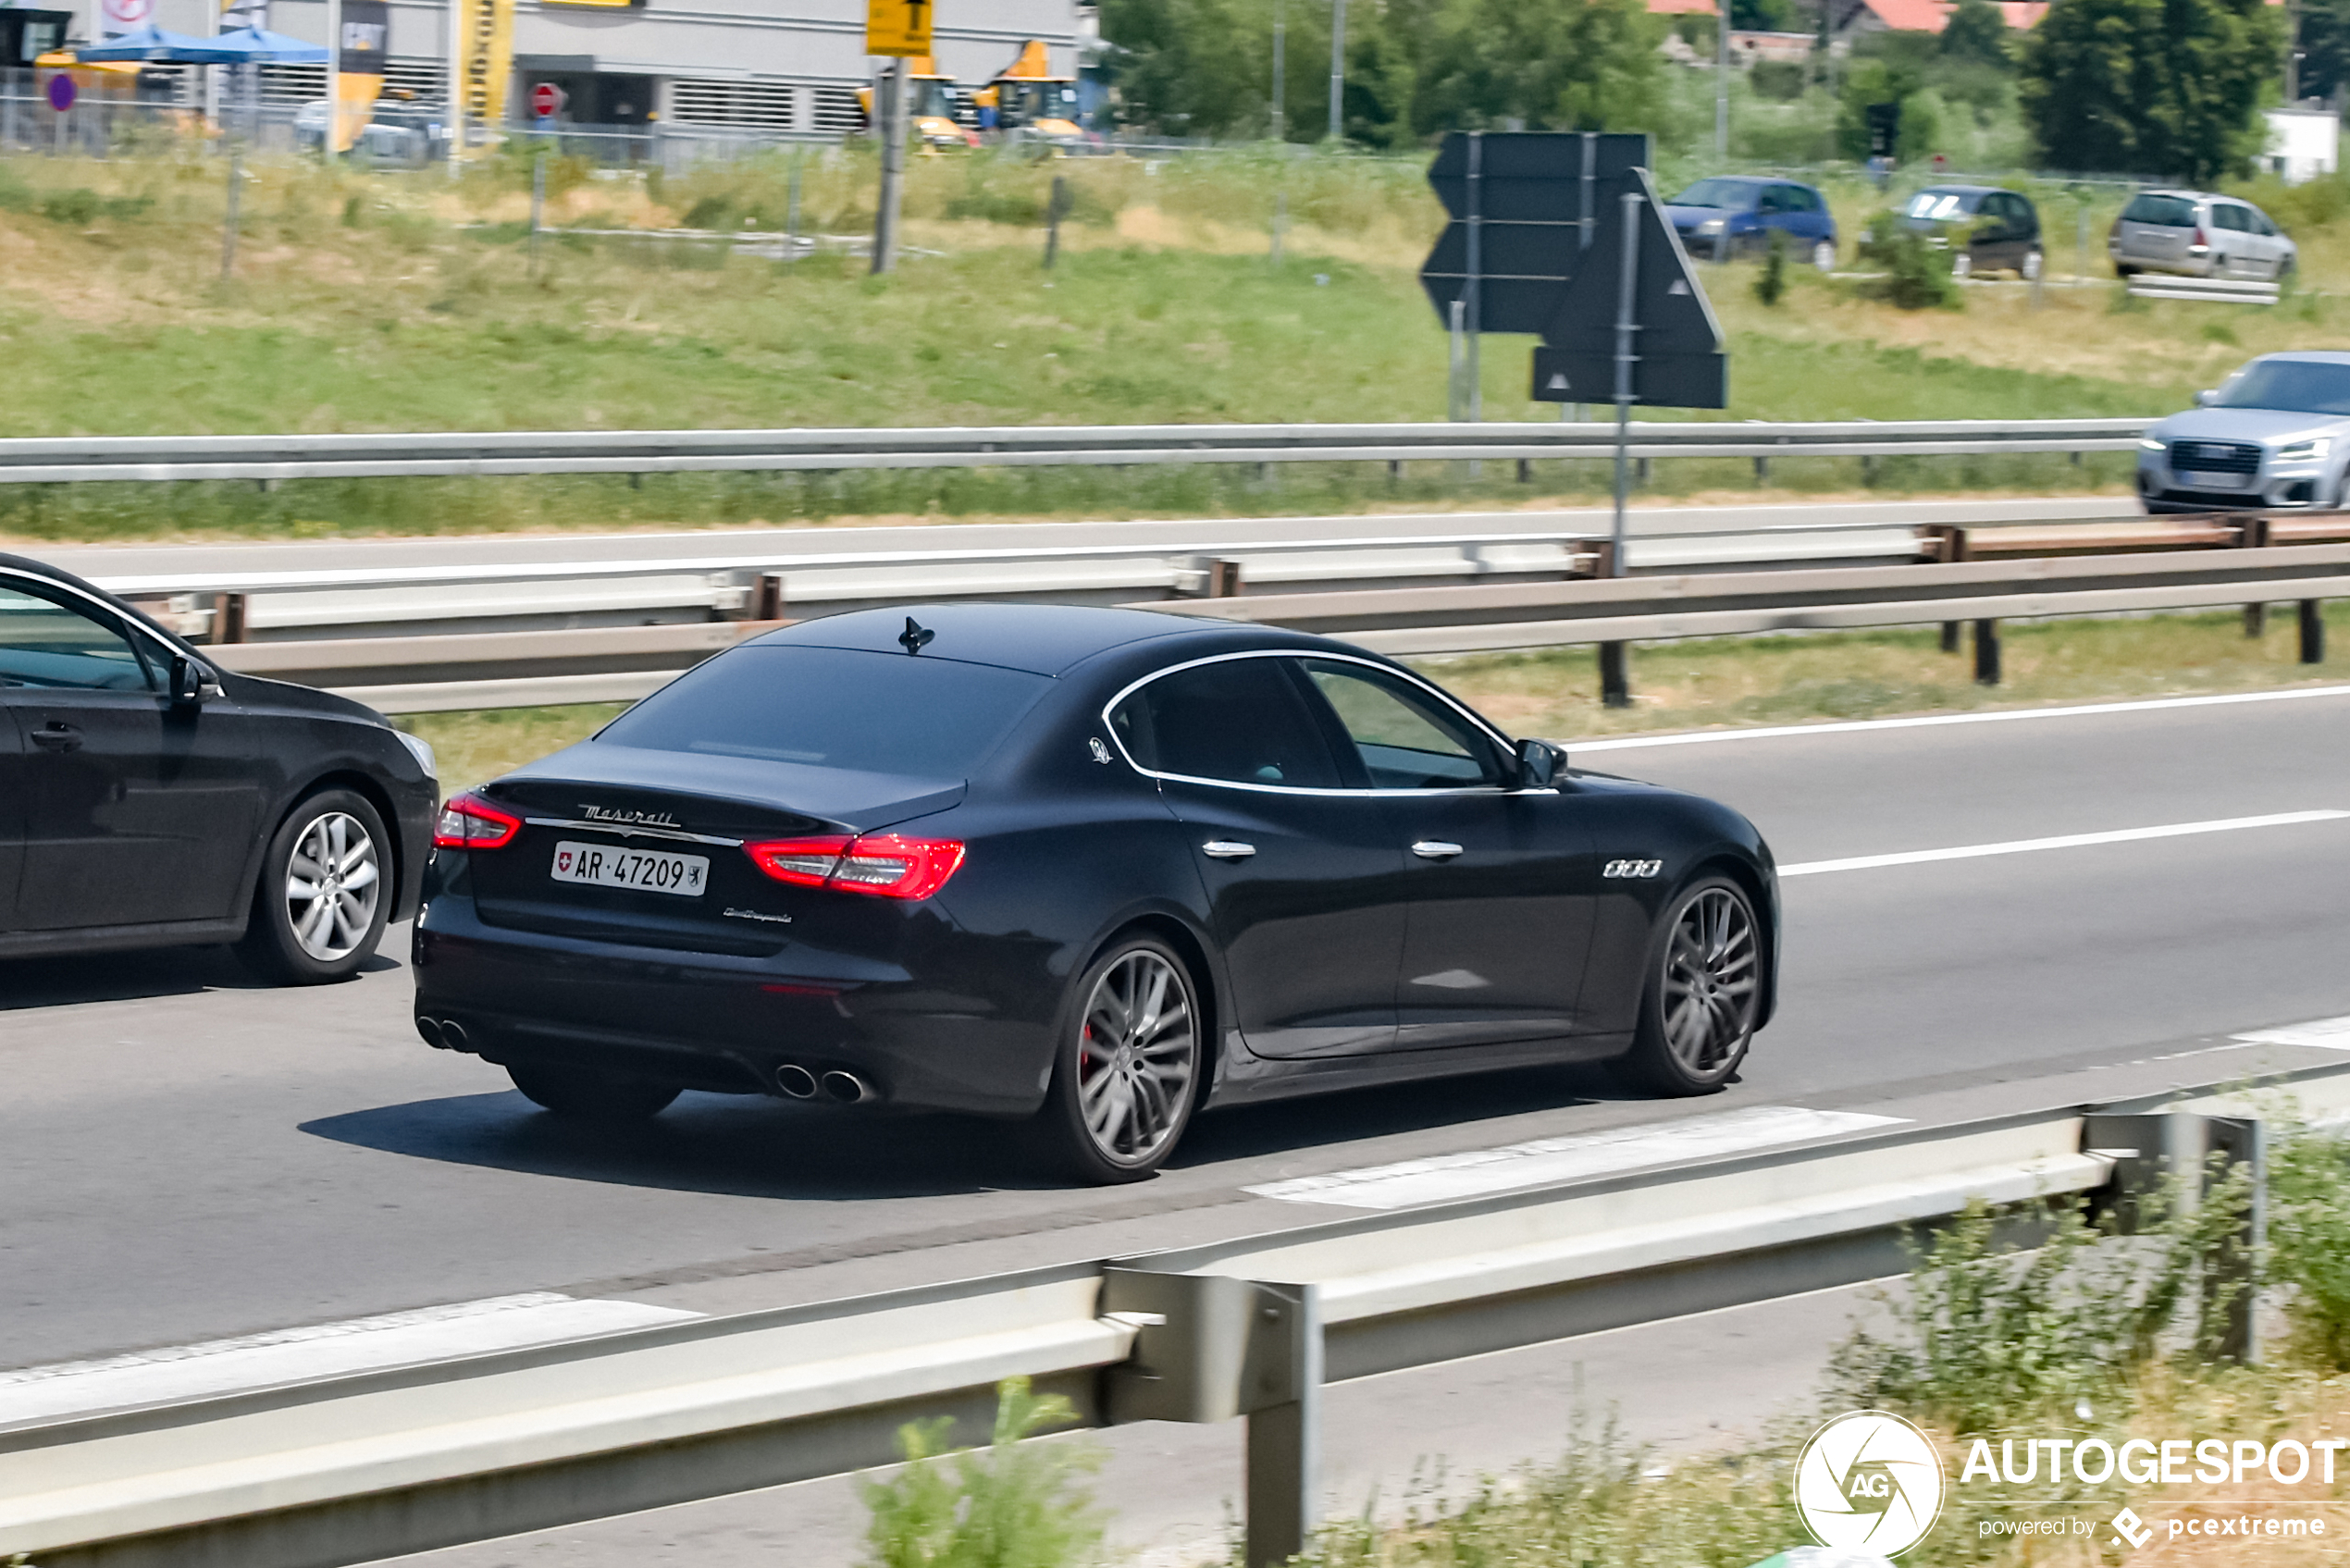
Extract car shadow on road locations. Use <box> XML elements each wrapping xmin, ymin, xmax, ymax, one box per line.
<box><xmin>0</xmin><ymin>945</ymin><xmax>400</xmax><ymax>1010</ymax></box>
<box><xmin>297</xmin><ymin>1061</ymin><xmax>1626</xmax><ymax>1204</ymax></box>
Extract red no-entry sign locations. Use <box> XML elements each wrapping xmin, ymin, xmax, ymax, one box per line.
<box><xmin>530</xmin><ymin>82</ymin><xmax>563</xmax><ymax>118</ymax></box>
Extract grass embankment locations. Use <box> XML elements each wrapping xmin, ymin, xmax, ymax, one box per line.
<box><xmin>402</xmin><ymin>605</ymin><xmax>2350</xmax><ymax>794</ymax></box>
<box><xmin>2</xmin><ymin>146</ymin><xmax>2328</xmax><ymax>541</ymax></box>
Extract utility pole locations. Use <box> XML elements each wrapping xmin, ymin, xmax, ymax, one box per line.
<box><xmin>871</xmin><ymin>56</ymin><xmax>907</xmax><ymax>274</ymax></box>
<box><xmin>1327</xmin><ymin>0</ymin><xmax>1345</xmax><ymax>142</ymax></box>
<box><xmin>1714</xmin><ymin>0</ymin><xmax>1729</xmax><ymax>160</ymax></box>
<box><xmin>1270</xmin><ymin>0</ymin><xmax>1284</xmax><ymax>141</ymax></box>
<box><xmin>2287</xmin><ymin>0</ymin><xmax>2303</xmax><ymax>101</ymax></box>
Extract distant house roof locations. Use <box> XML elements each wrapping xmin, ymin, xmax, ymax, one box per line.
<box><xmin>1827</xmin><ymin>0</ymin><xmax>2046</xmax><ymax>31</ymax></box>
<box><xmin>1646</xmin><ymin>0</ymin><xmax>1719</xmax><ymax>15</ymax></box>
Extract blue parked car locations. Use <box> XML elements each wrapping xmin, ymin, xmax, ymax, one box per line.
<box><xmin>1664</xmin><ymin>177</ymin><xmax>1837</xmax><ymax>267</ymax></box>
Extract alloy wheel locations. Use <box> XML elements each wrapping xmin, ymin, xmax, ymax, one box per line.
<box><xmin>286</xmin><ymin>810</ymin><xmax>382</xmax><ymax>961</ymax></box>
<box><xmin>1076</xmin><ymin>949</ymin><xmax>1197</xmax><ymax>1167</ymax></box>
<box><xmin>1659</xmin><ymin>886</ymin><xmax>1759</xmax><ymax>1075</ymax></box>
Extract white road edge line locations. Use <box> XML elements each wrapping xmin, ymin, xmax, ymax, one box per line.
<box><xmin>1564</xmin><ymin>684</ymin><xmax>2350</xmax><ymax>753</ymax></box>
<box><xmin>1244</xmin><ymin>1105</ymin><xmax>1907</xmax><ymax>1211</ymax></box>
<box><xmin>1778</xmin><ymin>810</ymin><xmax>2350</xmax><ymax>878</ymax></box>
<box><xmin>2236</xmin><ymin>1014</ymin><xmax>2350</xmax><ymax>1051</ymax></box>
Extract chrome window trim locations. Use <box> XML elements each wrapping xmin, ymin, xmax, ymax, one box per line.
<box><xmin>1099</xmin><ymin>648</ymin><xmax>1555</xmax><ymax>799</ymax></box>
<box><xmin>523</xmin><ymin>816</ymin><xmax>746</xmax><ymax>847</ymax></box>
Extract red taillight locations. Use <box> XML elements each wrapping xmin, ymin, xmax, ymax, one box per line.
<box><xmin>433</xmin><ymin>792</ymin><xmax>523</xmax><ymax>850</ymax></box>
<box><xmin>2190</xmin><ymin>227</ymin><xmax>2210</xmax><ymax>253</ymax></box>
<box><xmin>744</xmin><ymin>833</ymin><xmax>967</xmax><ymax>900</ymax></box>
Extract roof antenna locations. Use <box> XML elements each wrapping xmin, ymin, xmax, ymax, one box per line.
<box><xmin>897</xmin><ymin>616</ymin><xmax>935</xmax><ymax>654</ymax></box>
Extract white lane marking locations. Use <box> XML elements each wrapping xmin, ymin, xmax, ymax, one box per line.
<box><xmin>1778</xmin><ymin>810</ymin><xmax>2350</xmax><ymax>878</ymax></box>
<box><xmin>0</xmin><ymin>1292</ymin><xmax>700</xmax><ymax>1426</ymax></box>
<box><xmin>1566</xmin><ymin>684</ymin><xmax>2350</xmax><ymax>754</ymax></box>
<box><xmin>1244</xmin><ymin>1105</ymin><xmax>1905</xmax><ymax>1211</ymax></box>
<box><xmin>2236</xmin><ymin>1014</ymin><xmax>2350</xmax><ymax>1050</ymax></box>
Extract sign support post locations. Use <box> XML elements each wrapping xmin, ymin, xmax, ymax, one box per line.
<box><xmin>864</xmin><ymin>0</ymin><xmax>930</xmax><ymax>275</ymax></box>
<box><xmin>324</xmin><ymin>0</ymin><xmax>341</xmax><ymax>161</ymax></box>
<box><xmin>1326</xmin><ymin>0</ymin><xmax>1344</xmax><ymax>142</ymax></box>
<box><xmin>1464</xmin><ymin>130</ymin><xmax>1481</xmax><ymax>426</ymax></box>
<box><xmin>1602</xmin><ymin>187</ymin><xmax>1640</xmax><ymax>707</ymax></box>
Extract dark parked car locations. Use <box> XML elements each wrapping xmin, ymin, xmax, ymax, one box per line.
<box><xmin>1899</xmin><ymin>185</ymin><xmax>2042</xmax><ymax>279</ymax></box>
<box><xmin>0</xmin><ymin>553</ymin><xmax>437</xmax><ymax>980</ymax></box>
<box><xmin>1664</xmin><ymin>176</ymin><xmax>1838</xmax><ymax>267</ymax></box>
<box><xmin>414</xmin><ymin>605</ymin><xmax>1779</xmax><ymax>1182</ymax></box>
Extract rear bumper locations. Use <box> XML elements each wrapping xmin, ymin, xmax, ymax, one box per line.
<box><xmin>412</xmin><ymin>895</ymin><xmax>1058</xmax><ymax>1117</ymax></box>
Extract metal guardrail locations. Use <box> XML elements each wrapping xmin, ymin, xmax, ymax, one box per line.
<box><xmin>0</xmin><ymin>418</ymin><xmax>2152</xmax><ymax>486</ymax></box>
<box><xmin>6</xmin><ymin>1062</ymin><xmax>2341</xmax><ymax>1568</ymax></box>
<box><xmin>164</xmin><ymin>531</ymin><xmax>2350</xmax><ymax>712</ymax></box>
<box><xmin>2126</xmin><ymin>275</ymin><xmax>2282</xmax><ymax>306</ymax></box>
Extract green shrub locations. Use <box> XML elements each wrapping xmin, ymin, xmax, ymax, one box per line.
<box><xmin>2269</xmin><ymin>1130</ymin><xmax>2350</xmax><ymax>1365</ymax></box>
<box><xmin>40</xmin><ymin>188</ymin><xmax>101</xmax><ymax>226</ymax></box>
<box><xmin>1857</xmin><ymin>209</ymin><xmax>1960</xmax><ymax>309</ymax></box>
<box><xmin>1750</xmin><ymin>60</ymin><xmax>1807</xmax><ymax>101</ymax></box>
<box><xmin>857</xmin><ymin>1377</ymin><xmax>1107</xmax><ymax>1568</ymax></box>
<box><xmin>1755</xmin><ymin>229</ymin><xmax>1789</xmax><ymax>305</ymax></box>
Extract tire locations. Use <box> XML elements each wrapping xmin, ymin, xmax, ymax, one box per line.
<box><xmin>2115</xmin><ymin>264</ymin><xmax>2139</xmax><ymax>278</ymax></box>
<box><xmin>234</xmin><ymin>788</ymin><xmax>392</xmax><ymax>984</ymax></box>
<box><xmin>1614</xmin><ymin>877</ymin><xmax>1763</xmax><ymax>1096</ymax></box>
<box><xmin>1031</xmin><ymin>935</ymin><xmax>1203</xmax><ymax>1183</ymax></box>
<box><xmin>507</xmin><ymin>1062</ymin><xmax>681</xmax><ymax>1122</ymax></box>
<box><xmin>1812</xmin><ymin>240</ymin><xmax>1836</xmax><ymax>272</ymax></box>
<box><xmin>2279</xmin><ymin>253</ymin><xmax>2298</xmax><ymax>283</ymax></box>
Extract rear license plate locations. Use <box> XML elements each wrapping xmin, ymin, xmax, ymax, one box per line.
<box><xmin>550</xmin><ymin>841</ymin><xmax>710</xmax><ymax>897</ymax></box>
<box><xmin>2179</xmin><ymin>472</ymin><xmax>2249</xmax><ymax>489</ymax></box>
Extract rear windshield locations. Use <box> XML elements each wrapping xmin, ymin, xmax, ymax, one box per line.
<box><xmin>2121</xmin><ymin>193</ymin><xmax>2198</xmax><ymax>227</ymax></box>
<box><xmin>1668</xmin><ymin>179</ymin><xmax>1756</xmax><ymax>210</ymax></box>
<box><xmin>2213</xmin><ymin>360</ymin><xmax>2350</xmax><ymax>416</ymax></box>
<box><xmin>597</xmin><ymin>645</ymin><xmax>1051</xmax><ymax>777</ymax></box>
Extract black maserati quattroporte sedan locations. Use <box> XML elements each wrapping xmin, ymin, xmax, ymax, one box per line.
<box><xmin>414</xmin><ymin>604</ymin><xmax>1777</xmax><ymax>1181</ymax></box>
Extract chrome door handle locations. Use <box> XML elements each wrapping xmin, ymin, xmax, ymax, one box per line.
<box><xmin>1201</xmin><ymin>840</ymin><xmax>1256</xmax><ymax>859</ymax></box>
<box><xmin>1411</xmin><ymin>840</ymin><xmax>1464</xmax><ymax>859</ymax></box>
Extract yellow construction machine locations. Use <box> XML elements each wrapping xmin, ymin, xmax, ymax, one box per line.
<box><xmin>858</xmin><ymin>56</ymin><xmax>978</xmax><ymax>148</ymax></box>
<box><xmin>982</xmin><ymin>40</ymin><xmax>1086</xmax><ymax>146</ymax></box>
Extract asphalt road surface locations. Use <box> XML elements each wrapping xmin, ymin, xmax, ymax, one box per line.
<box><xmin>8</xmin><ymin>679</ymin><xmax>2350</xmax><ymax>1383</ymax></box>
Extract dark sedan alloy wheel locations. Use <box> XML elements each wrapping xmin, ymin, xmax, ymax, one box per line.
<box><xmin>1620</xmin><ymin>878</ymin><xmax>1761</xmax><ymax>1095</ymax></box>
<box><xmin>236</xmin><ymin>789</ymin><xmax>393</xmax><ymax>984</ymax></box>
<box><xmin>1040</xmin><ymin>939</ymin><xmax>1201</xmax><ymax>1181</ymax></box>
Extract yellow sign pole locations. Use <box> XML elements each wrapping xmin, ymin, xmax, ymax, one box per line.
<box><xmin>864</xmin><ymin>0</ymin><xmax>925</xmax><ymax>274</ymax></box>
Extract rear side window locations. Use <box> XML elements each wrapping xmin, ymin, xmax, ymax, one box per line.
<box><xmin>598</xmin><ymin>645</ymin><xmax>1050</xmax><ymax>778</ymax></box>
<box><xmin>1110</xmin><ymin>658</ymin><xmax>1339</xmax><ymax>789</ymax></box>
<box><xmin>2121</xmin><ymin>193</ymin><xmax>2197</xmax><ymax>227</ymax></box>
<box><xmin>2211</xmin><ymin>204</ymin><xmax>2249</xmax><ymax>232</ymax></box>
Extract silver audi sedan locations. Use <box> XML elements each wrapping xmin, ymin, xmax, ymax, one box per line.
<box><xmin>2138</xmin><ymin>352</ymin><xmax>2350</xmax><ymax>512</ymax></box>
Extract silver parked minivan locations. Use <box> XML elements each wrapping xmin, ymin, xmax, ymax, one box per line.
<box><xmin>2109</xmin><ymin>190</ymin><xmax>2297</xmax><ymax>281</ymax></box>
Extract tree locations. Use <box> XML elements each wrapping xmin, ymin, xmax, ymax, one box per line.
<box><xmin>1730</xmin><ymin>0</ymin><xmax>1798</xmax><ymax>31</ymax></box>
<box><xmin>1938</xmin><ymin>0</ymin><xmax>2011</xmax><ymax>66</ymax></box>
<box><xmin>1405</xmin><ymin>0</ymin><xmax>1674</xmax><ymax>136</ymax></box>
<box><xmin>2018</xmin><ymin>0</ymin><xmax>2285</xmax><ymax>181</ymax></box>
<box><xmin>1094</xmin><ymin>0</ymin><xmax>1267</xmax><ymax>137</ymax></box>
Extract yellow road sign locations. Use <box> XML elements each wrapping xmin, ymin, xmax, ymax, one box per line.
<box><xmin>865</xmin><ymin>0</ymin><xmax>932</xmax><ymax>56</ymax></box>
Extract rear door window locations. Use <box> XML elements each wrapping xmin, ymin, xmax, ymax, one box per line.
<box><xmin>1109</xmin><ymin>657</ymin><xmax>1339</xmax><ymax>789</ymax></box>
<box><xmin>2211</xmin><ymin>204</ymin><xmax>2249</xmax><ymax>232</ymax></box>
<box><xmin>596</xmin><ymin>645</ymin><xmax>1050</xmax><ymax>779</ymax></box>
<box><xmin>2121</xmin><ymin>193</ymin><xmax>2197</xmax><ymax>227</ymax></box>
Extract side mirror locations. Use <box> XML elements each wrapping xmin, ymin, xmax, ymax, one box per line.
<box><xmin>1515</xmin><ymin>736</ymin><xmax>1565</xmax><ymax>788</ymax></box>
<box><xmin>168</xmin><ymin>653</ymin><xmax>217</xmax><ymax>705</ymax></box>
<box><xmin>2195</xmin><ymin>389</ymin><xmax>2219</xmax><ymax>407</ymax></box>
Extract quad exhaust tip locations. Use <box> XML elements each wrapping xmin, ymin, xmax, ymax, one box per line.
<box><xmin>774</xmin><ymin>1063</ymin><xmax>820</xmax><ymax>1099</ymax></box>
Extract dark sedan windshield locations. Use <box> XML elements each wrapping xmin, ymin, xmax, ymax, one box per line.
<box><xmin>597</xmin><ymin>645</ymin><xmax>1051</xmax><ymax>777</ymax></box>
<box><xmin>2214</xmin><ymin>361</ymin><xmax>2350</xmax><ymax>415</ymax></box>
<box><xmin>1668</xmin><ymin>179</ymin><xmax>1755</xmax><ymax>210</ymax></box>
